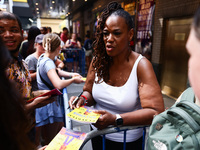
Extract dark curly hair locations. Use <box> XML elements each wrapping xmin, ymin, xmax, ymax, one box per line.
<box><xmin>92</xmin><ymin>1</ymin><xmax>134</xmax><ymax>83</ymax></box>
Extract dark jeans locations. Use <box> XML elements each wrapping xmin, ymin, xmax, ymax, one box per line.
<box><xmin>91</xmin><ymin>134</ymin><xmax>143</xmax><ymax>150</ymax></box>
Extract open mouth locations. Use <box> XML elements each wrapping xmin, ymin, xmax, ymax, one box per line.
<box><xmin>106</xmin><ymin>45</ymin><xmax>114</xmax><ymax>51</ymax></box>
<box><xmin>5</xmin><ymin>40</ymin><xmax>15</xmax><ymax>46</ymax></box>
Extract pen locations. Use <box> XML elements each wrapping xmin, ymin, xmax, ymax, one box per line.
<box><xmin>68</xmin><ymin>91</ymin><xmax>83</xmax><ymax>109</ymax></box>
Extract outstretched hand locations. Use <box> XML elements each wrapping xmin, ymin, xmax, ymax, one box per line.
<box><xmin>73</xmin><ymin>76</ymin><xmax>85</xmax><ymax>84</ymax></box>
<box><xmin>33</xmin><ymin>95</ymin><xmax>56</xmax><ymax>108</ymax></box>
<box><xmin>92</xmin><ymin>110</ymin><xmax>116</xmax><ymax>130</ymax></box>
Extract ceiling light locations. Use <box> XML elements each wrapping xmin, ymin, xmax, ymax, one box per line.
<box><xmin>29</xmin><ymin>18</ymin><xmax>33</xmax><ymax>23</ymax></box>
<box><xmin>36</xmin><ymin>3</ymin><xmax>38</xmax><ymax>5</ymax></box>
<box><xmin>52</xmin><ymin>1</ymin><xmax>55</xmax><ymax>3</ymax></box>
<box><xmin>50</xmin><ymin>7</ymin><xmax>52</xmax><ymax>9</ymax></box>
<box><xmin>36</xmin><ymin>8</ymin><xmax>39</xmax><ymax>10</ymax></box>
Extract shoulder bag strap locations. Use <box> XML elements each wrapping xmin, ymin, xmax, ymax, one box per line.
<box><xmin>38</xmin><ymin>55</ymin><xmax>54</xmax><ymax>90</ymax></box>
<box><xmin>39</xmin><ymin>70</ymin><xmax>54</xmax><ymax>90</ymax></box>
<box><xmin>180</xmin><ymin>87</ymin><xmax>195</xmax><ymax>103</ymax></box>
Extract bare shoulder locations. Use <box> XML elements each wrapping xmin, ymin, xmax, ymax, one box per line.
<box><xmin>136</xmin><ymin>55</ymin><xmax>156</xmax><ymax>83</ymax></box>
<box><xmin>130</xmin><ymin>52</ymin><xmax>152</xmax><ymax>70</ymax></box>
<box><xmin>138</xmin><ymin>55</ymin><xmax>153</xmax><ymax>72</ymax></box>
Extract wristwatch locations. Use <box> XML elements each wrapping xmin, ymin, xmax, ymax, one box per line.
<box><xmin>115</xmin><ymin>114</ymin><xmax>123</xmax><ymax>126</ymax></box>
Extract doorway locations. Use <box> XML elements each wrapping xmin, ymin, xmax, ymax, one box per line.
<box><xmin>161</xmin><ymin>18</ymin><xmax>192</xmax><ymax>98</ymax></box>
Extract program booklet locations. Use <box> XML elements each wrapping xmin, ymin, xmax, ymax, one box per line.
<box><xmin>45</xmin><ymin>127</ymin><xmax>87</xmax><ymax>150</ymax></box>
<box><xmin>67</xmin><ymin>106</ymin><xmax>101</xmax><ymax>123</ymax></box>
<box><xmin>27</xmin><ymin>89</ymin><xmax>62</xmax><ymax>103</ymax></box>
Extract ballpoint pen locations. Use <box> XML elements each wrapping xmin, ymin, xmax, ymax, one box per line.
<box><xmin>68</xmin><ymin>91</ymin><xmax>83</xmax><ymax>109</ymax></box>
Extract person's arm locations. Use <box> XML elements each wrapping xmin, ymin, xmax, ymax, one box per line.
<box><xmin>92</xmin><ymin>57</ymin><xmax>164</xmax><ymax>129</ymax></box>
<box><xmin>56</xmin><ymin>69</ymin><xmax>82</xmax><ymax>78</ymax></box>
<box><xmin>77</xmin><ymin>41</ymin><xmax>82</xmax><ymax>48</ymax></box>
<box><xmin>25</xmin><ymin>57</ymin><xmax>37</xmax><ymax>80</ymax></box>
<box><xmin>65</xmin><ymin>39</ymin><xmax>71</xmax><ymax>48</ymax></box>
<box><xmin>29</xmin><ymin>70</ymin><xmax>36</xmax><ymax>81</ymax></box>
<box><xmin>120</xmin><ymin>57</ymin><xmax>164</xmax><ymax>125</ymax></box>
<box><xmin>25</xmin><ymin>95</ymin><xmax>52</xmax><ymax>113</ymax></box>
<box><xmin>25</xmin><ymin>90</ymin><xmax>58</xmax><ymax>113</ymax></box>
<box><xmin>47</xmin><ymin>69</ymin><xmax>84</xmax><ymax>90</ymax></box>
<box><xmin>69</xmin><ymin>59</ymin><xmax>96</xmax><ymax>109</ymax></box>
<box><xmin>55</xmin><ymin>58</ymin><xmax>64</xmax><ymax>69</ymax></box>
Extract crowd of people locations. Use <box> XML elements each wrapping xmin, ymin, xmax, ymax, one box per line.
<box><xmin>1</xmin><ymin>1</ymin><xmax>200</xmax><ymax>150</ymax></box>
<box><xmin>21</xmin><ymin>25</ymin><xmax>93</xmax><ymax>75</ymax></box>
<box><xmin>0</xmin><ymin>10</ymin><xmax>85</xmax><ymax>149</ymax></box>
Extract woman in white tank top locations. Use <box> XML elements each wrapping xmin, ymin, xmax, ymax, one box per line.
<box><xmin>69</xmin><ymin>2</ymin><xmax>164</xmax><ymax>150</ymax></box>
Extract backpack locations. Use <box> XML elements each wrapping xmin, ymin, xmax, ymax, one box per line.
<box><xmin>147</xmin><ymin>87</ymin><xmax>200</xmax><ymax>150</ymax></box>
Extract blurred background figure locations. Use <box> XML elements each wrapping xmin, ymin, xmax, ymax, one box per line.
<box><xmin>40</xmin><ymin>27</ymin><xmax>47</xmax><ymax>35</ymax></box>
<box><xmin>20</xmin><ymin>26</ymin><xmax>41</xmax><ymax>59</ymax></box>
<box><xmin>83</xmin><ymin>34</ymin><xmax>93</xmax><ymax>72</ymax></box>
<box><xmin>25</xmin><ymin>34</ymin><xmax>45</xmax><ymax>92</ymax></box>
<box><xmin>65</xmin><ymin>33</ymin><xmax>82</xmax><ymax>72</ymax></box>
<box><xmin>60</xmin><ymin>27</ymin><xmax>69</xmax><ymax>44</ymax></box>
<box><xmin>47</xmin><ymin>27</ymin><xmax>52</xmax><ymax>33</ymax></box>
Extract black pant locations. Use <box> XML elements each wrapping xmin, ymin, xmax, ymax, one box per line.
<box><xmin>91</xmin><ymin>134</ymin><xmax>143</xmax><ymax>150</ymax></box>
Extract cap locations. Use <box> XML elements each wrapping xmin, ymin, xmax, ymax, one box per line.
<box><xmin>35</xmin><ymin>34</ymin><xmax>44</xmax><ymax>43</ymax></box>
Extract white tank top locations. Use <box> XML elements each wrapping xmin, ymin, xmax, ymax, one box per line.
<box><xmin>92</xmin><ymin>54</ymin><xmax>144</xmax><ymax>142</ymax></box>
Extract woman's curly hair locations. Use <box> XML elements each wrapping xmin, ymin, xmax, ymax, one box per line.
<box><xmin>92</xmin><ymin>1</ymin><xmax>133</xmax><ymax>83</ymax></box>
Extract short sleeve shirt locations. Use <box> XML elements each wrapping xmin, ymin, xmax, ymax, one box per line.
<box><xmin>25</xmin><ymin>54</ymin><xmax>38</xmax><ymax>91</ymax></box>
<box><xmin>60</xmin><ymin>33</ymin><xmax>68</xmax><ymax>43</ymax></box>
<box><xmin>37</xmin><ymin>54</ymin><xmax>56</xmax><ymax>90</ymax></box>
<box><xmin>6</xmin><ymin>57</ymin><xmax>32</xmax><ymax>99</ymax></box>
<box><xmin>83</xmin><ymin>39</ymin><xmax>93</xmax><ymax>51</ymax></box>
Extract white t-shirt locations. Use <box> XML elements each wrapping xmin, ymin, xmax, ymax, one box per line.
<box><xmin>92</xmin><ymin>55</ymin><xmax>144</xmax><ymax>142</ymax></box>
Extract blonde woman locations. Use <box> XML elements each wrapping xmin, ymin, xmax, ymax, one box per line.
<box><xmin>36</xmin><ymin>33</ymin><xmax>84</xmax><ymax>145</ymax></box>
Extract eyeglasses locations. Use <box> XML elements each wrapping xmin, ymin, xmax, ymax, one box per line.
<box><xmin>38</xmin><ymin>43</ymin><xmax>43</xmax><ymax>46</ymax></box>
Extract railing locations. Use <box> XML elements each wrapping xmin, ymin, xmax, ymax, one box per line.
<box><xmin>61</xmin><ymin>77</ymin><xmax>72</xmax><ymax>129</ymax></box>
<box><xmin>80</xmin><ymin>125</ymin><xmax>147</xmax><ymax>150</ymax></box>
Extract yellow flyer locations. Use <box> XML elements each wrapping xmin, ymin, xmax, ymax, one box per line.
<box><xmin>67</xmin><ymin>106</ymin><xmax>101</xmax><ymax>123</ymax></box>
<box><xmin>45</xmin><ymin>127</ymin><xmax>87</xmax><ymax>150</ymax></box>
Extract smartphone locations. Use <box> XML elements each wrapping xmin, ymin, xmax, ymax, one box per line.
<box><xmin>27</xmin><ymin>89</ymin><xmax>62</xmax><ymax>103</ymax></box>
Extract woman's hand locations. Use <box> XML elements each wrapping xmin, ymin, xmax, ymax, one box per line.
<box><xmin>71</xmin><ymin>72</ymin><xmax>82</xmax><ymax>78</ymax></box>
<box><xmin>68</xmin><ymin>96</ymin><xmax>85</xmax><ymax>109</ymax></box>
<box><xmin>25</xmin><ymin>95</ymin><xmax>56</xmax><ymax>113</ymax></box>
<box><xmin>72</xmin><ymin>76</ymin><xmax>85</xmax><ymax>84</ymax></box>
<box><xmin>92</xmin><ymin>110</ymin><xmax>116</xmax><ymax>130</ymax></box>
